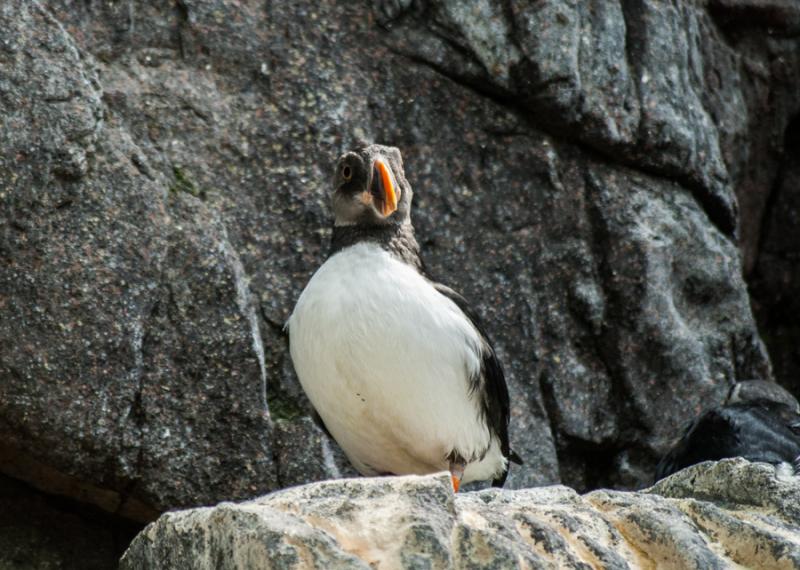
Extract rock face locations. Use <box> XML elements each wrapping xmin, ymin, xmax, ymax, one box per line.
<box><xmin>120</xmin><ymin>458</ymin><xmax>800</xmax><ymax>569</ymax></box>
<box><xmin>721</xmin><ymin>0</ymin><xmax>800</xmax><ymax>404</ymax></box>
<box><xmin>0</xmin><ymin>1</ymin><xmax>275</xmax><ymax>518</ymax></box>
<box><xmin>2</xmin><ymin>0</ymin><xmax>800</xmax><ymax>552</ymax></box>
<box><xmin>750</xmin><ymin>114</ymin><xmax>800</xmax><ymax>399</ymax></box>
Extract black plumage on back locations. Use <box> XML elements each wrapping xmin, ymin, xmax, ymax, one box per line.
<box><xmin>432</xmin><ymin>283</ymin><xmax>523</xmax><ymax>486</ymax></box>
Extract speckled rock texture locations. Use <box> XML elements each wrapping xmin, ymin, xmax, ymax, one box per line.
<box><xmin>120</xmin><ymin>458</ymin><xmax>800</xmax><ymax>569</ymax></box>
<box><xmin>2</xmin><ymin>0</ymin><xmax>800</xmax><ymax>542</ymax></box>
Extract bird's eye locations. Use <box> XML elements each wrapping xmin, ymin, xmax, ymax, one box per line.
<box><xmin>342</xmin><ymin>165</ymin><xmax>352</xmax><ymax>181</ymax></box>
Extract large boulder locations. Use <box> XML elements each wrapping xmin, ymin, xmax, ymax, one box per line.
<box><xmin>120</xmin><ymin>458</ymin><xmax>800</xmax><ymax>569</ymax></box>
<box><xmin>2</xmin><ymin>0</ymin><xmax>799</xmax><ymax>552</ymax></box>
<box><xmin>0</xmin><ymin>1</ymin><xmax>275</xmax><ymax>518</ymax></box>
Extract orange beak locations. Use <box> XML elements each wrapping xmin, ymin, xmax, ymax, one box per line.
<box><xmin>374</xmin><ymin>159</ymin><xmax>397</xmax><ymax>217</ymax></box>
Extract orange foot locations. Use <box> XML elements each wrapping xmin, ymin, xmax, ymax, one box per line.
<box><xmin>451</xmin><ymin>475</ymin><xmax>461</xmax><ymax>493</ymax></box>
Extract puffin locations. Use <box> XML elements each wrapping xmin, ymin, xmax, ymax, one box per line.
<box><xmin>654</xmin><ymin>380</ymin><xmax>800</xmax><ymax>482</ymax></box>
<box><xmin>287</xmin><ymin>144</ymin><xmax>521</xmax><ymax>490</ymax></box>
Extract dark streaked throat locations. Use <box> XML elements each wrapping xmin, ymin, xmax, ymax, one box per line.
<box><xmin>330</xmin><ymin>221</ymin><xmax>422</xmax><ymax>271</ymax></box>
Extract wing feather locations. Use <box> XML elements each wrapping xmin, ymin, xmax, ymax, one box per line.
<box><xmin>431</xmin><ymin>282</ymin><xmax>522</xmax><ymax>486</ymax></box>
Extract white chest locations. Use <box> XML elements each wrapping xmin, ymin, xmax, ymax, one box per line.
<box><xmin>287</xmin><ymin>243</ymin><xmax>491</xmax><ymax>476</ymax></box>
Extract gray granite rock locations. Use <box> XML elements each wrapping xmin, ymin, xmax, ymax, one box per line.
<box><xmin>1</xmin><ymin>0</ymin><xmax>797</xmax><ymax>541</ymax></box>
<box><xmin>0</xmin><ymin>1</ymin><xmax>275</xmax><ymax>515</ymax></box>
<box><xmin>120</xmin><ymin>458</ymin><xmax>800</xmax><ymax>569</ymax></box>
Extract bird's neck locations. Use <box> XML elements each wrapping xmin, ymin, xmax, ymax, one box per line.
<box><xmin>330</xmin><ymin>222</ymin><xmax>422</xmax><ymax>270</ymax></box>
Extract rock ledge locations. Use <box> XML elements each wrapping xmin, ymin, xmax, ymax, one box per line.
<box><xmin>120</xmin><ymin>458</ymin><xmax>800</xmax><ymax>569</ymax></box>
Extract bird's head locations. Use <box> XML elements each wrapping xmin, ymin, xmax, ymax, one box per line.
<box><xmin>331</xmin><ymin>144</ymin><xmax>412</xmax><ymax>226</ymax></box>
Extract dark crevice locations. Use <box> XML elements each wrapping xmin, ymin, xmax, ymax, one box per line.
<box><xmin>113</xmin><ymin>225</ymin><xmax>170</xmax><ymax>515</ymax></box>
<box><xmin>0</xmin><ymin>442</ymin><xmax>159</xmax><ymax>524</ymax></box>
<box><xmin>397</xmin><ymin>34</ymin><xmax>511</xmax><ymax>100</ymax></box>
<box><xmin>752</xmin><ymin>112</ymin><xmax>800</xmax><ymax>274</ymax></box>
<box><xmin>580</xmin><ymin>166</ymin><xmax>652</xmax><ymax>486</ymax></box>
<box><xmin>373</xmin><ymin>0</ymin><xmax>420</xmax><ymax>28</ymax></box>
<box><xmin>115</xmin><ymin>296</ymin><xmax>160</xmax><ymax>519</ymax></box>
<box><xmin>581</xmin><ymin>221</ymin><xmax>630</xmax><ymax>425</ymax></box>
<box><xmin>750</xmin><ymin>154</ymin><xmax>785</xmax><ymax>279</ymax></box>
<box><xmin>707</xmin><ymin>0</ymin><xmax>800</xmax><ymax>38</ymax></box>
<box><xmin>393</xmin><ymin>48</ymin><xmax>537</xmax><ymax>118</ymax></box>
<box><xmin>257</xmin><ymin>304</ymin><xmax>292</xmax><ymax>487</ymax></box>
<box><xmin>174</xmin><ymin>0</ymin><xmax>189</xmax><ymax>26</ymax></box>
<box><xmin>749</xmin><ymin>113</ymin><xmax>800</xmax><ymax>398</ymax></box>
<box><xmin>686</xmin><ymin>180</ymin><xmax>737</xmax><ymax>238</ymax></box>
<box><xmin>620</xmin><ymin>0</ymin><xmax>645</xmax><ymax>121</ymax></box>
<box><xmin>537</xmin><ymin>368</ymin><xmax>564</xmax><ymax>478</ymax></box>
<box><xmin>426</xmin><ymin>22</ymin><xmax>472</xmax><ymax>59</ymax></box>
<box><xmin>259</xmin><ymin>304</ymin><xmax>287</xmax><ymax>336</ymax></box>
<box><xmin>174</xmin><ymin>0</ymin><xmax>189</xmax><ymax>60</ymax></box>
<box><xmin>391</xmin><ymin>46</ymin><xmax>737</xmax><ymax>239</ymax></box>
<box><xmin>0</xmin><ymin>472</ymin><xmax>144</xmax><ymax>569</ymax></box>
<box><xmin>501</xmin><ymin>0</ymin><xmax>524</xmax><ymax>56</ymax></box>
<box><xmin>541</xmin><ymin>360</ymin><xmax>630</xmax><ymax>492</ymax></box>
<box><xmin>559</xmin><ymin>435</ymin><xmax>627</xmax><ymax>492</ymax></box>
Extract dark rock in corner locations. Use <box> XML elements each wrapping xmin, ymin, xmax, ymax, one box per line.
<box><xmin>0</xmin><ymin>473</ymin><xmax>141</xmax><ymax>570</ymax></box>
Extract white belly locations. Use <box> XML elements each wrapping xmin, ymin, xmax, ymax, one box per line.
<box><xmin>287</xmin><ymin>243</ymin><xmax>504</xmax><ymax>483</ymax></box>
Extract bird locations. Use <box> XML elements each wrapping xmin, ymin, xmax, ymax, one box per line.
<box><xmin>287</xmin><ymin>144</ymin><xmax>521</xmax><ymax>491</ymax></box>
<box><xmin>654</xmin><ymin>380</ymin><xmax>800</xmax><ymax>482</ymax></box>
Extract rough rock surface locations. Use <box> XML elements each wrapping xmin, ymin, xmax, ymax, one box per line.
<box><xmin>722</xmin><ymin>0</ymin><xmax>800</xmax><ymax>400</ymax></box>
<box><xmin>0</xmin><ymin>1</ymin><xmax>275</xmax><ymax>518</ymax></box>
<box><xmin>120</xmin><ymin>458</ymin><xmax>800</xmax><ymax>569</ymax></box>
<box><xmin>750</xmin><ymin>114</ymin><xmax>800</xmax><ymax>398</ymax></box>
<box><xmin>2</xmin><ymin>0</ymin><xmax>799</xmax><ymax>546</ymax></box>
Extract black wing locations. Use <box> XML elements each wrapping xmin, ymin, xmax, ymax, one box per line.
<box><xmin>431</xmin><ymin>282</ymin><xmax>522</xmax><ymax>487</ymax></box>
